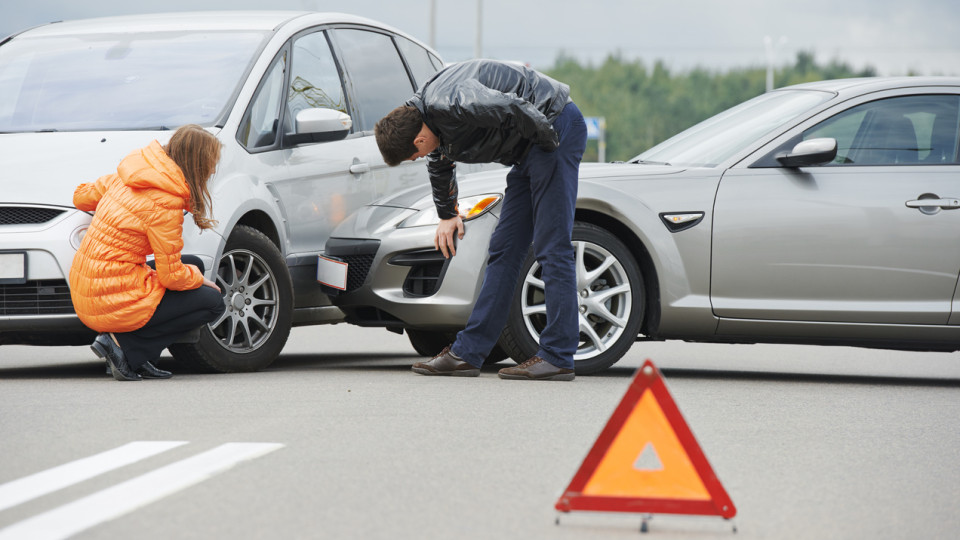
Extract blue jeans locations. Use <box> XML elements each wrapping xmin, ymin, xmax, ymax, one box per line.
<box><xmin>451</xmin><ymin>102</ymin><xmax>587</xmax><ymax>369</ymax></box>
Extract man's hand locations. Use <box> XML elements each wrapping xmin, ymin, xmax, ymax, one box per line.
<box><xmin>538</xmin><ymin>126</ymin><xmax>560</xmax><ymax>152</ymax></box>
<box><xmin>434</xmin><ymin>215</ymin><xmax>465</xmax><ymax>258</ymax></box>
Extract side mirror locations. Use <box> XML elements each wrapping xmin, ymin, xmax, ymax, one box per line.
<box><xmin>285</xmin><ymin>108</ymin><xmax>353</xmax><ymax>146</ymax></box>
<box><xmin>776</xmin><ymin>137</ymin><xmax>837</xmax><ymax>168</ymax></box>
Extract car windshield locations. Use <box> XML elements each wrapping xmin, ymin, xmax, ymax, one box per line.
<box><xmin>0</xmin><ymin>30</ymin><xmax>268</xmax><ymax>132</ymax></box>
<box><xmin>632</xmin><ymin>89</ymin><xmax>833</xmax><ymax>167</ymax></box>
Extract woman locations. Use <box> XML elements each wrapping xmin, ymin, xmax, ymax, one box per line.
<box><xmin>69</xmin><ymin>124</ymin><xmax>226</xmax><ymax>381</ymax></box>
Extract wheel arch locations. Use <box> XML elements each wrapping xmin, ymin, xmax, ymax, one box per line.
<box><xmin>574</xmin><ymin>208</ymin><xmax>662</xmax><ymax>336</ymax></box>
<box><xmin>234</xmin><ymin>209</ymin><xmax>281</xmax><ymax>249</ymax></box>
<box><xmin>204</xmin><ymin>167</ymin><xmax>289</xmax><ymax>258</ymax></box>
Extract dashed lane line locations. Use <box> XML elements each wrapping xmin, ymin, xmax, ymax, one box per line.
<box><xmin>0</xmin><ymin>441</ymin><xmax>187</xmax><ymax>513</ymax></box>
<box><xmin>0</xmin><ymin>442</ymin><xmax>284</xmax><ymax>540</ymax></box>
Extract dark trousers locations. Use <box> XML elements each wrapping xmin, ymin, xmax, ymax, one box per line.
<box><xmin>113</xmin><ymin>255</ymin><xmax>225</xmax><ymax>370</ymax></box>
<box><xmin>451</xmin><ymin>102</ymin><xmax>587</xmax><ymax>369</ymax></box>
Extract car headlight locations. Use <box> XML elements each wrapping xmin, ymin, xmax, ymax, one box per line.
<box><xmin>399</xmin><ymin>194</ymin><xmax>502</xmax><ymax>228</ymax></box>
<box><xmin>70</xmin><ymin>226</ymin><xmax>88</xmax><ymax>250</ymax></box>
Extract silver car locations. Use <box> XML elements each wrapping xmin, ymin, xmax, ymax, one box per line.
<box><xmin>323</xmin><ymin>76</ymin><xmax>960</xmax><ymax>374</ymax></box>
<box><xmin>0</xmin><ymin>11</ymin><xmax>486</xmax><ymax>371</ymax></box>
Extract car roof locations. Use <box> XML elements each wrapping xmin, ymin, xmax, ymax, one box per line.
<box><xmin>781</xmin><ymin>76</ymin><xmax>960</xmax><ymax>95</ymax></box>
<box><xmin>12</xmin><ymin>11</ymin><xmax>401</xmax><ymax>37</ymax></box>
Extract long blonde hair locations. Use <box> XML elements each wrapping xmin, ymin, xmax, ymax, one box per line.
<box><xmin>164</xmin><ymin>124</ymin><xmax>221</xmax><ymax>230</ymax></box>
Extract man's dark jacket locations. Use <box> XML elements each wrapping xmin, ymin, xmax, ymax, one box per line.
<box><xmin>406</xmin><ymin>59</ymin><xmax>572</xmax><ymax>219</ymax></box>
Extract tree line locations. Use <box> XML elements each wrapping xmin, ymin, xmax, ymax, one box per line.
<box><xmin>545</xmin><ymin>51</ymin><xmax>877</xmax><ymax>162</ymax></box>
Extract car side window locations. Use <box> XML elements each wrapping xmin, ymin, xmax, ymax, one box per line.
<box><xmin>804</xmin><ymin>95</ymin><xmax>960</xmax><ymax>165</ymax></box>
<box><xmin>330</xmin><ymin>28</ymin><xmax>416</xmax><ymax>131</ymax></box>
<box><xmin>288</xmin><ymin>31</ymin><xmax>348</xmax><ymax>130</ymax></box>
<box><xmin>237</xmin><ymin>51</ymin><xmax>286</xmax><ymax>150</ymax></box>
<box><xmin>395</xmin><ymin>36</ymin><xmax>440</xmax><ymax>90</ymax></box>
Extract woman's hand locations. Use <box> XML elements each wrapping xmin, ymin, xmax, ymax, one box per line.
<box><xmin>202</xmin><ymin>277</ymin><xmax>221</xmax><ymax>293</ymax></box>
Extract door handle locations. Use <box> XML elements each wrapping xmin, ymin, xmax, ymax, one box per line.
<box><xmin>349</xmin><ymin>162</ymin><xmax>370</xmax><ymax>175</ymax></box>
<box><xmin>906</xmin><ymin>198</ymin><xmax>960</xmax><ymax>210</ymax></box>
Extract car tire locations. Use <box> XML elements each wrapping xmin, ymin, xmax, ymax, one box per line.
<box><xmin>407</xmin><ymin>329</ymin><xmax>509</xmax><ymax>365</ymax></box>
<box><xmin>170</xmin><ymin>225</ymin><xmax>293</xmax><ymax>372</ymax></box>
<box><xmin>498</xmin><ymin>222</ymin><xmax>645</xmax><ymax>375</ymax></box>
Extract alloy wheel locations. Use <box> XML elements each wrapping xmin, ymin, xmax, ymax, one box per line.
<box><xmin>210</xmin><ymin>249</ymin><xmax>280</xmax><ymax>353</ymax></box>
<box><xmin>520</xmin><ymin>240</ymin><xmax>633</xmax><ymax>361</ymax></box>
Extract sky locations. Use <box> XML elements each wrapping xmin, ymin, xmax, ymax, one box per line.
<box><xmin>2</xmin><ymin>0</ymin><xmax>959</xmax><ymax>77</ymax></box>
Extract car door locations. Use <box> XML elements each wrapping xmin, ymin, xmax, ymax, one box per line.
<box><xmin>276</xmin><ymin>27</ymin><xmax>432</xmax><ymax>258</ymax></box>
<box><xmin>247</xmin><ymin>28</ymin><xmax>365</xmax><ymax>260</ymax></box>
<box><xmin>325</xmin><ymin>27</ymin><xmax>440</xmax><ymax>202</ymax></box>
<box><xmin>711</xmin><ymin>91</ymin><xmax>960</xmax><ymax>325</ymax></box>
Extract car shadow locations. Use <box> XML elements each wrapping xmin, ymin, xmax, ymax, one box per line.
<box><xmin>0</xmin><ymin>362</ymin><xmax>108</xmax><ymax>380</ymax></box>
<box><xmin>5</xmin><ymin>355</ymin><xmax>959</xmax><ymax>387</ymax></box>
<box><xmin>265</xmin><ymin>352</ymin><xmax>421</xmax><ymax>374</ymax></box>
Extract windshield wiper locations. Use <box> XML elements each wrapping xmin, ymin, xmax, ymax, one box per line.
<box><xmin>632</xmin><ymin>159</ymin><xmax>671</xmax><ymax>166</ymax></box>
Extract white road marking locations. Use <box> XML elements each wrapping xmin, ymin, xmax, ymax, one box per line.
<box><xmin>0</xmin><ymin>442</ymin><xmax>284</xmax><ymax>540</ymax></box>
<box><xmin>0</xmin><ymin>441</ymin><xmax>187</xmax><ymax>512</ymax></box>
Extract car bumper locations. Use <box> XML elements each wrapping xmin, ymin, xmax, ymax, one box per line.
<box><xmin>322</xmin><ymin>205</ymin><xmax>498</xmax><ymax>329</ymax></box>
<box><xmin>0</xmin><ymin>207</ymin><xmax>93</xmax><ymax>344</ymax></box>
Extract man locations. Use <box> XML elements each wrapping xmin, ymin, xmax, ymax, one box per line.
<box><xmin>375</xmin><ymin>59</ymin><xmax>586</xmax><ymax>381</ymax></box>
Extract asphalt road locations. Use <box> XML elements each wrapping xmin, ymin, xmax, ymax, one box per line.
<box><xmin>2</xmin><ymin>325</ymin><xmax>960</xmax><ymax>539</ymax></box>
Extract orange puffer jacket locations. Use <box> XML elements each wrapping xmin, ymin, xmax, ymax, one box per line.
<box><xmin>69</xmin><ymin>140</ymin><xmax>204</xmax><ymax>333</ymax></box>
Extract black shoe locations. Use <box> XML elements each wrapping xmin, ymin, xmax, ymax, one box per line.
<box><xmin>91</xmin><ymin>334</ymin><xmax>141</xmax><ymax>381</ymax></box>
<box><xmin>137</xmin><ymin>361</ymin><xmax>172</xmax><ymax>379</ymax></box>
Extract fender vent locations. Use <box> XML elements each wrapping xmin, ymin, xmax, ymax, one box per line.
<box><xmin>389</xmin><ymin>249</ymin><xmax>450</xmax><ymax>298</ymax></box>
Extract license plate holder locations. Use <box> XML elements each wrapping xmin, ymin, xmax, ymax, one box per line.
<box><xmin>0</xmin><ymin>251</ymin><xmax>27</xmax><ymax>284</ymax></box>
<box><xmin>317</xmin><ymin>255</ymin><xmax>348</xmax><ymax>291</ymax></box>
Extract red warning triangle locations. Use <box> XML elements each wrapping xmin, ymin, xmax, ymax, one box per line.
<box><xmin>556</xmin><ymin>359</ymin><xmax>736</xmax><ymax>518</ymax></box>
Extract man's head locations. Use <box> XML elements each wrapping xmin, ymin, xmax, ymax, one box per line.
<box><xmin>375</xmin><ymin>105</ymin><xmax>439</xmax><ymax>166</ymax></box>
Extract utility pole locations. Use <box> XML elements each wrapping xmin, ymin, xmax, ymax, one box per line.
<box><xmin>429</xmin><ymin>0</ymin><xmax>436</xmax><ymax>50</ymax></box>
<box><xmin>474</xmin><ymin>0</ymin><xmax>483</xmax><ymax>58</ymax></box>
<box><xmin>764</xmin><ymin>35</ymin><xmax>787</xmax><ymax>92</ymax></box>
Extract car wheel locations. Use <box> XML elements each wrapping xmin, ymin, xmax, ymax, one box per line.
<box><xmin>407</xmin><ymin>328</ymin><xmax>454</xmax><ymax>357</ymax></box>
<box><xmin>170</xmin><ymin>225</ymin><xmax>293</xmax><ymax>372</ymax></box>
<box><xmin>407</xmin><ymin>329</ymin><xmax>509</xmax><ymax>365</ymax></box>
<box><xmin>499</xmin><ymin>222</ymin><xmax>644</xmax><ymax>375</ymax></box>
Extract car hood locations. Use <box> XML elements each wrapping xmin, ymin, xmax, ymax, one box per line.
<box><xmin>371</xmin><ymin>162</ymin><xmax>685</xmax><ymax>210</ymax></box>
<box><xmin>0</xmin><ymin>131</ymin><xmax>192</xmax><ymax>207</ymax></box>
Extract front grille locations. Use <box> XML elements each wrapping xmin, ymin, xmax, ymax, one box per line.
<box><xmin>0</xmin><ymin>280</ymin><xmax>76</xmax><ymax>315</ymax></box>
<box><xmin>340</xmin><ymin>254</ymin><xmax>375</xmax><ymax>291</ymax></box>
<box><xmin>0</xmin><ymin>207</ymin><xmax>66</xmax><ymax>225</ymax></box>
<box><xmin>324</xmin><ymin>238</ymin><xmax>381</xmax><ymax>292</ymax></box>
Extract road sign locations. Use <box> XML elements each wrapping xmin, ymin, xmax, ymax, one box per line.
<box><xmin>555</xmin><ymin>359</ymin><xmax>736</xmax><ymax>520</ymax></box>
<box><xmin>584</xmin><ymin>116</ymin><xmax>602</xmax><ymax>140</ymax></box>
<box><xmin>583</xmin><ymin>116</ymin><xmax>606</xmax><ymax>161</ymax></box>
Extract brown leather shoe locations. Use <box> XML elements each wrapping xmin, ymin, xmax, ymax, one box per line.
<box><xmin>412</xmin><ymin>346</ymin><xmax>480</xmax><ymax>377</ymax></box>
<box><xmin>498</xmin><ymin>356</ymin><xmax>575</xmax><ymax>381</ymax></box>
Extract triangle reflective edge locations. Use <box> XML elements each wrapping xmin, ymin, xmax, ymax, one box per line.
<box><xmin>555</xmin><ymin>359</ymin><xmax>736</xmax><ymax>518</ymax></box>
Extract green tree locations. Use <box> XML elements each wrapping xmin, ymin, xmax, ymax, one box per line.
<box><xmin>547</xmin><ymin>52</ymin><xmax>877</xmax><ymax>162</ymax></box>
